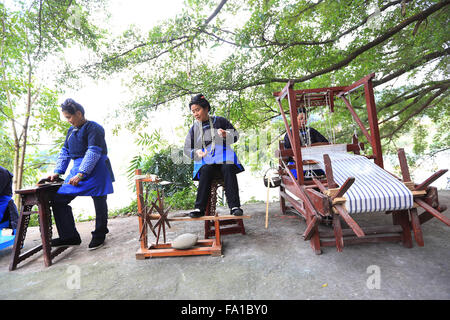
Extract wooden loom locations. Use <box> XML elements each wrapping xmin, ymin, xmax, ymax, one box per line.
<box><xmin>273</xmin><ymin>73</ymin><xmax>449</xmax><ymax>254</ymax></box>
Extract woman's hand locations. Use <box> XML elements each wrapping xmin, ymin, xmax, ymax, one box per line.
<box><xmin>217</xmin><ymin>128</ymin><xmax>228</xmax><ymax>138</ymax></box>
<box><xmin>68</xmin><ymin>173</ymin><xmax>84</xmax><ymax>186</ymax></box>
<box><xmin>68</xmin><ymin>175</ymin><xmax>82</xmax><ymax>186</ymax></box>
<box><xmin>48</xmin><ymin>174</ymin><xmax>60</xmax><ymax>181</ymax></box>
<box><xmin>196</xmin><ymin>149</ymin><xmax>207</xmax><ymax>158</ymax></box>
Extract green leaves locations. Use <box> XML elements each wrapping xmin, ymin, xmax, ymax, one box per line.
<box><xmin>1</xmin><ymin>1</ymin><xmax>106</xmax><ymax>188</ymax></box>
<box><xmin>80</xmin><ymin>0</ymin><xmax>448</xmax><ymax>164</ymax></box>
<box><xmin>127</xmin><ymin>144</ymin><xmax>194</xmax><ymax>198</ymax></box>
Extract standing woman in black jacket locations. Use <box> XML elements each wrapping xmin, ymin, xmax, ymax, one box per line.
<box><xmin>184</xmin><ymin>94</ymin><xmax>244</xmax><ymax>218</ymax></box>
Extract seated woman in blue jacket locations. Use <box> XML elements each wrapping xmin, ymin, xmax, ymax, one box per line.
<box><xmin>48</xmin><ymin>99</ymin><xmax>114</xmax><ymax>250</ymax></box>
<box><xmin>184</xmin><ymin>94</ymin><xmax>244</xmax><ymax>218</ymax></box>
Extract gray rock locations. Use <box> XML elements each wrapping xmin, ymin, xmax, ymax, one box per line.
<box><xmin>171</xmin><ymin>233</ymin><xmax>198</xmax><ymax>249</ymax></box>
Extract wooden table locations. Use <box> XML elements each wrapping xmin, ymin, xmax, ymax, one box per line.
<box><xmin>9</xmin><ymin>183</ymin><xmax>68</xmax><ymax>270</ymax></box>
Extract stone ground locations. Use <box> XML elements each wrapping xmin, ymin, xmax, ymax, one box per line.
<box><xmin>0</xmin><ymin>191</ymin><xmax>449</xmax><ymax>301</ymax></box>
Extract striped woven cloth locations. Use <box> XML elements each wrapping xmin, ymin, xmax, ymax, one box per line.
<box><xmin>301</xmin><ymin>145</ymin><xmax>413</xmax><ymax>214</ymax></box>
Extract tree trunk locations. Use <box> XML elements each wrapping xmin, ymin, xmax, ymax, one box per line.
<box><xmin>16</xmin><ymin>65</ymin><xmax>33</xmax><ymax>192</ymax></box>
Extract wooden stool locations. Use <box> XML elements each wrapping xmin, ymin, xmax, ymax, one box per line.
<box><xmin>9</xmin><ymin>183</ymin><xmax>68</xmax><ymax>270</ymax></box>
<box><xmin>204</xmin><ymin>179</ymin><xmax>246</xmax><ymax>239</ymax></box>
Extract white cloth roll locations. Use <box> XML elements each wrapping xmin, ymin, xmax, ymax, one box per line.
<box><xmin>301</xmin><ymin>146</ymin><xmax>413</xmax><ymax>214</ymax></box>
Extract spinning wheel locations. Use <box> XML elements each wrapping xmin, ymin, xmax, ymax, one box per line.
<box><xmin>134</xmin><ymin>169</ymin><xmax>250</xmax><ymax>259</ymax></box>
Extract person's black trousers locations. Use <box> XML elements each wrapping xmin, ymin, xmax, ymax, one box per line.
<box><xmin>50</xmin><ymin>193</ymin><xmax>109</xmax><ymax>240</ymax></box>
<box><xmin>195</xmin><ymin>164</ymin><xmax>241</xmax><ymax>211</ymax></box>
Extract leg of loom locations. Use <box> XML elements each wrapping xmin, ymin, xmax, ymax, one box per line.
<box><xmin>238</xmin><ymin>219</ymin><xmax>246</xmax><ymax>235</ymax></box>
<box><xmin>302</xmin><ymin>189</ymin><xmax>322</xmax><ymax>255</ymax></box>
<box><xmin>302</xmin><ymin>216</ymin><xmax>319</xmax><ymax>240</ymax></box>
<box><xmin>204</xmin><ymin>198</ymin><xmax>212</xmax><ymax>239</ymax></box>
<box><xmin>306</xmin><ymin>214</ymin><xmax>321</xmax><ymax>255</ymax></box>
<box><xmin>212</xmin><ymin>219</ymin><xmax>222</xmax><ymax>257</ymax></box>
<box><xmin>311</xmin><ymin>230</ymin><xmax>321</xmax><ymax>254</ymax></box>
<box><xmin>279</xmin><ymin>185</ymin><xmax>287</xmax><ymax>214</ymax></box>
<box><xmin>332</xmin><ymin>212</ymin><xmax>344</xmax><ymax>252</ymax></box>
<box><xmin>409</xmin><ymin>208</ymin><xmax>424</xmax><ymax>247</ymax></box>
<box><xmin>392</xmin><ymin>210</ymin><xmax>413</xmax><ymax>248</ymax></box>
<box><xmin>397</xmin><ymin>148</ymin><xmax>428</xmax><ymax>247</ymax></box>
<box><xmin>9</xmin><ymin>205</ymin><xmax>30</xmax><ymax>271</ymax></box>
<box><xmin>37</xmin><ymin>201</ymin><xmax>52</xmax><ymax>267</ymax></box>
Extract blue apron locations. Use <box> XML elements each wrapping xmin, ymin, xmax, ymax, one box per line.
<box><xmin>193</xmin><ymin>144</ymin><xmax>244</xmax><ymax>180</ymax></box>
<box><xmin>57</xmin><ymin>155</ymin><xmax>114</xmax><ymax>196</ymax></box>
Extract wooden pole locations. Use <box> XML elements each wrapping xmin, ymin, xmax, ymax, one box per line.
<box><xmin>265</xmin><ymin>183</ymin><xmax>270</xmax><ymax>229</ymax></box>
<box><xmin>364</xmin><ymin>77</ymin><xmax>384</xmax><ymax>168</ymax></box>
<box><xmin>135</xmin><ymin>169</ymin><xmax>147</xmax><ymax>250</ymax></box>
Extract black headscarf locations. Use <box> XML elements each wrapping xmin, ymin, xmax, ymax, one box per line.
<box><xmin>189</xmin><ymin>94</ymin><xmax>211</xmax><ymax>112</ymax></box>
<box><xmin>61</xmin><ymin>98</ymin><xmax>85</xmax><ymax>116</ymax></box>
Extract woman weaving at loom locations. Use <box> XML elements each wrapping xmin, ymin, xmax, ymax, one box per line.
<box><xmin>284</xmin><ymin>107</ymin><xmax>328</xmax><ymax>179</ymax></box>
<box><xmin>48</xmin><ymin>98</ymin><xmax>115</xmax><ymax>250</ymax></box>
<box><xmin>184</xmin><ymin>94</ymin><xmax>244</xmax><ymax>218</ymax></box>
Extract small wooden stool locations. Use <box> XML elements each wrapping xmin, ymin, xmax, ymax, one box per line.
<box><xmin>204</xmin><ymin>179</ymin><xmax>246</xmax><ymax>239</ymax></box>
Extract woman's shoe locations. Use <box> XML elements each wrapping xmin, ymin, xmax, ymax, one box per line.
<box><xmin>88</xmin><ymin>236</ymin><xmax>105</xmax><ymax>250</ymax></box>
<box><xmin>189</xmin><ymin>208</ymin><xmax>205</xmax><ymax>218</ymax></box>
<box><xmin>51</xmin><ymin>236</ymin><xmax>81</xmax><ymax>248</ymax></box>
<box><xmin>231</xmin><ymin>207</ymin><xmax>243</xmax><ymax>216</ymax></box>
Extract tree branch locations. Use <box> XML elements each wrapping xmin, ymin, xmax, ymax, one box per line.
<box><xmin>219</xmin><ymin>0</ymin><xmax>449</xmax><ymax>92</ymax></box>
<box><xmin>217</xmin><ymin>0</ymin><xmax>406</xmax><ymax>49</ymax></box>
<box><xmin>377</xmin><ymin>79</ymin><xmax>450</xmax><ymax>112</ymax></box>
<box><xmin>203</xmin><ymin>0</ymin><xmax>228</xmax><ymax>26</ymax></box>
<box><xmin>379</xmin><ymin>82</ymin><xmax>449</xmax><ymax>124</ymax></box>
<box><xmin>287</xmin><ymin>0</ymin><xmax>450</xmax><ymax>85</ymax></box>
<box><xmin>379</xmin><ymin>89</ymin><xmax>445</xmax><ymax>125</ymax></box>
<box><xmin>98</xmin><ymin>0</ymin><xmax>228</xmax><ymax>68</ymax></box>
<box><xmin>380</xmin><ymin>87</ymin><xmax>448</xmax><ymax>139</ymax></box>
<box><xmin>373</xmin><ymin>47</ymin><xmax>450</xmax><ymax>87</ymax></box>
